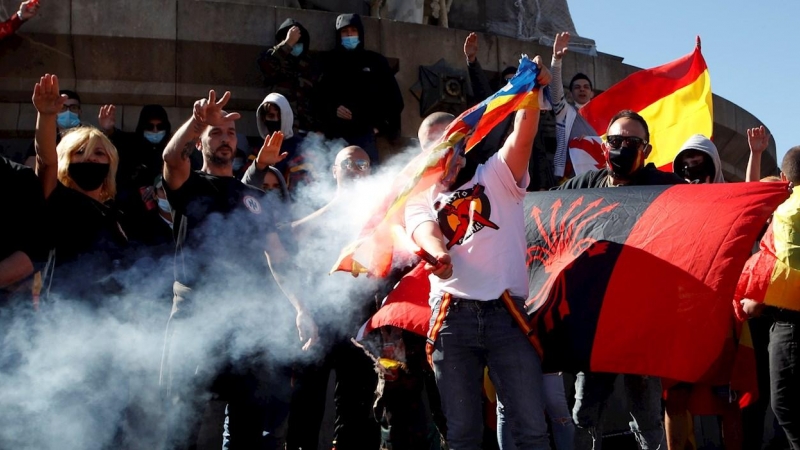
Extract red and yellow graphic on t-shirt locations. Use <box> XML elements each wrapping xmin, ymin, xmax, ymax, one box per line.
<box><xmin>435</xmin><ymin>184</ymin><xmax>498</xmax><ymax>249</ymax></box>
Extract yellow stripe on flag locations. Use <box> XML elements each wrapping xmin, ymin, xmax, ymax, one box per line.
<box><xmin>638</xmin><ymin>69</ymin><xmax>713</xmax><ymax>168</ymax></box>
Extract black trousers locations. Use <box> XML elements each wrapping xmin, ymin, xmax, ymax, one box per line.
<box><xmin>769</xmin><ymin>318</ymin><xmax>800</xmax><ymax>450</ymax></box>
<box><xmin>742</xmin><ymin>315</ymin><xmax>774</xmax><ymax>449</ymax></box>
<box><xmin>285</xmin><ymin>338</ymin><xmax>379</xmax><ymax>450</ymax></box>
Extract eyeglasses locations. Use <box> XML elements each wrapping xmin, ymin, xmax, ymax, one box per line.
<box><xmin>340</xmin><ymin>159</ymin><xmax>370</xmax><ymax>171</ymax></box>
<box><xmin>605</xmin><ymin>135</ymin><xmax>647</xmax><ymax>149</ymax></box>
<box><xmin>60</xmin><ymin>104</ymin><xmax>81</xmax><ymax>113</ymax></box>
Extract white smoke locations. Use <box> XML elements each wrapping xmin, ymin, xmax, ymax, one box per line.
<box><xmin>0</xmin><ymin>134</ymin><xmax>422</xmax><ymax>449</ymax></box>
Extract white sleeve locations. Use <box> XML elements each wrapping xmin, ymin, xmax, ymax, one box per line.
<box><xmin>484</xmin><ymin>152</ymin><xmax>529</xmax><ymax>200</ymax></box>
<box><xmin>404</xmin><ymin>189</ymin><xmax>436</xmax><ymax>237</ymax></box>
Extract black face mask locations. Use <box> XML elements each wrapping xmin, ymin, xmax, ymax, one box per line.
<box><xmin>607</xmin><ymin>146</ymin><xmax>644</xmax><ymax>179</ymax></box>
<box><xmin>264</xmin><ymin>119</ymin><xmax>281</xmax><ymax>134</ymax></box>
<box><xmin>68</xmin><ymin>162</ymin><xmax>110</xmax><ymax>192</ymax></box>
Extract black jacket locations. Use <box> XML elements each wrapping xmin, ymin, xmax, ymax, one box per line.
<box><xmin>558</xmin><ymin>163</ymin><xmax>687</xmax><ymax>189</ymax></box>
<box><xmin>315</xmin><ymin>13</ymin><xmax>403</xmax><ymax>140</ymax></box>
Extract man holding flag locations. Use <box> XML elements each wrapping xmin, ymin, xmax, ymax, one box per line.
<box><xmin>738</xmin><ymin>147</ymin><xmax>800</xmax><ymax>450</ymax></box>
<box><xmin>403</xmin><ymin>56</ymin><xmax>552</xmax><ymax>449</ymax></box>
<box><xmin>558</xmin><ymin>110</ymin><xmax>684</xmax><ymax>450</ymax></box>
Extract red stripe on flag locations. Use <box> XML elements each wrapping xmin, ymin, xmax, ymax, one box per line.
<box><xmin>589</xmin><ymin>183</ymin><xmax>787</xmax><ymax>381</ymax></box>
<box><xmin>580</xmin><ymin>47</ymin><xmax>707</xmax><ymax>138</ymax></box>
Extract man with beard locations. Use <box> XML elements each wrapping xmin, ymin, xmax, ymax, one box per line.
<box><xmin>160</xmin><ymin>89</ymin><xmax>316</xmax><ymax>449</ymax></box>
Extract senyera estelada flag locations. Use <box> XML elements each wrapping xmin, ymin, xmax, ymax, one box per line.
<box><xmin>572</xmin><ymin>37</ymin><xmax>713</xmax><ymax>175</ymax></box>
<box><xmin>332</xmin><ymin>55</ymin><xmax>548</xmax><ymax>277</ymax></box>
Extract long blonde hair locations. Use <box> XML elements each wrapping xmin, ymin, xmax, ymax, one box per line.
<box><xmin>56</xmin><ymin>126</ymin><xmax>119</xmax><ymax>201</ymax></box>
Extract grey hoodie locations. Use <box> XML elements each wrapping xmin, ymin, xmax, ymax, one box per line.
<box><xmin>673</xmin><ymin>134</ymin><xmax>725</xmax><ymax>183</ymax></box>
<box><xmin>256</xmin><ymin>92</ymin><xmax>295</xmax><ymax>140</ymax></box>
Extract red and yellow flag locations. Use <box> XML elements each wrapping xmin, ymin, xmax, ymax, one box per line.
<box><xmin>579</xmin><ymin>38</ymin><xmax>713</xmax><ymax>171</ymax></box>
<box><xmin>736</xmin><ymin>188</ymin><xmax>800</xmax><ymax>313</ymax></box>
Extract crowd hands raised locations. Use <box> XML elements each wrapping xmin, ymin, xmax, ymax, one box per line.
<box><xmin>0</xmin><ymin>8</ymin><xmax>797</xmax><ymax>450</ymax></box>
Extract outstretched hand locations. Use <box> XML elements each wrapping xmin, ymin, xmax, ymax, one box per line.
<box><xmin>192</xmin><ymin>90</ymin><xmax>241</xmax><ymax>127</ymax></box>
<box><xmin>464</xmin><ymin>32</ymin><xmax>478</xmax><ymax>63</ymax></box>
<box><xmin>18</xmin><ymin>1</ymin><xmax>39</xmax><ymax>21</ymax></box>
<box><xmin>32</xmin><ymin>74</ymin><xmax>66</xmax><ymax>116</ymax></box>
<box><xmin>553</xmin><ymin>32</ymin><xmax>570</xmax><ymax>60</ymax></box>
<box><xmin>747</xmin><ymin>126</ymin><xmax>770</xmax><ymax>155</ymax></box>
<box><xmin>255</xmin><ymin>131</ymin><xmax>287</xmax><ymax>169</ymax></box>
<box><xmin>98</xmin><ymin>105</ymin><xmax>116</xmax><ymax>133</ymax></box>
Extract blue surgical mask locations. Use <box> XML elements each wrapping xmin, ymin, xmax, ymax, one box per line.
<box><xmin>291</xmin><ymin>43</ymin><xmax>304</xmax><ymax>56</ymax></box>
<box><xmin>157</xmin><ymin>197</ymin><xmax>171</xmax><ymax>213</ymax></box>
<box><xmin>57</xmin><ymin>111</ymin><xmax>80</xmax><ymax>129</ymax></box>
<box><xmin>341</xmin><ymin>36</ymin><xmax>359</xmax><ymax>50</ymax></box>
<box><xmin>143</xmin><ymin>130</ymin><xmax>166</xmax><ymax>144</ymax></box>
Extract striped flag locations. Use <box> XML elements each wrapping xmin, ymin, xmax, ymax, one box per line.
<box><xmin>332</xmin><ymin>55</ymin><xmax>548</xmax><ymax>277</ymax></box>
<box><xmin>579</xmin><ymin>38</ymin><xmax>713</xmax><ymax>172</ymax></box>
<box><xmin>736</xmin><ymin>189</ymin><xmax>800</xmax><ymax>313</ymax></box>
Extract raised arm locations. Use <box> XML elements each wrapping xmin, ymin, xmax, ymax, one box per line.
<box><xmin>746</xmin><ymin>126</ymin><xmax>770</xmax><ymax>182</ymax></box>
<box><xmin>32</xmin><ymin>74</ymin><xmax>66</xmax><ymax>199</ymax></box>
<box><xmin>499</xmin><ymin>56</ymin><xmax>549</xmax><ymax>184</ymax></box>
<box><xmin>549</xmin><ymin>32</ymin><xmax>570</xmax><ymax>120</ymax></box>
<box><xmin>241</xmin><ymin>131</ymin><xmax>286</xmax><ymax>188</ymax></box>
<box><xmin>162</xmin><ymin>90</ymin><xmax>240</xmax><ymax>190</ymax></box>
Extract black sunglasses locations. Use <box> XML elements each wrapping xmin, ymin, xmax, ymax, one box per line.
<box><xmin>605</xmin><ymin>135</ymin><xmax>647</xmax><ymax>149</ymax></box>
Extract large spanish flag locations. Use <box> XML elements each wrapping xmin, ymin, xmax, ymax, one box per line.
<box><xmin>736</xmin><ymin>189</ymin><xmax>800</xmax><ymax>313</ymax></box>
<box><xmin>579</xmin><ymin>38</ymin><xmax>713</xmax><ymax>171</ymax></box>
<box><xmin>332</xmin><ymin>55</ymin><xmax>547</xmax><ymax>277</ymax></box>
<box><xmin>526</xmin><ymin>182</ymin><xmax>787</xmax><ymax>381</ymax></box>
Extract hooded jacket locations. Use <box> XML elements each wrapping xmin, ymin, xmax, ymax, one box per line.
<box><xmin>256</xmin><ymin>93</ymin><xmax>294</xmax><ymax>140</ymax></box>
<box><xmin>673</xmin><ymin>134</ymin><xmax>725</xmax><ymax>183</ymax></box>
<box><xmin>257</xmin><ymin>18</ymin><xmax>318</xmax><ymax>133</ymax></box>
<box><xmin>114</xmin><ymin>105</ymin><xmax>174</xmax><ymax>193</ymax></box>
<box><xmin>316</xmin><ymin>13</ymin><xmax>403</xmax><ymax>140</ymax></box>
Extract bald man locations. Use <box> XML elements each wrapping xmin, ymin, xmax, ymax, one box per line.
<box><xmin>287</xmin><ymin>145</ymin><xmax>383</xmax><ymax>450</ymax></box>
<box><xmin>418</xmin><ymin>112</ymin><xmax>454</xmax><ymax>151</ymax></box>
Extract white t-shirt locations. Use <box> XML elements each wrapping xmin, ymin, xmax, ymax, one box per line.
<box><xmin>405</xmin><ymin>153</ymin><xmax>530</xmax><ymax>301</ymax></box>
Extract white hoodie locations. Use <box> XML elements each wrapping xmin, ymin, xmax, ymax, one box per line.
<box><xmin>256</xmin><ymin>93</ymin><xmax>294</xmax><ymax>140</ymax></box>
<box><xmin>673</xmin><ymin>134</ymin><xmax>725</xmax><ymax>183</ymax></box>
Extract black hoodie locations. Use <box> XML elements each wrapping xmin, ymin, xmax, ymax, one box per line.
<box><xmin>257</xmin><ymin>18</ymin><xmax>319</xmax><ymax>133</ymax></box>
<box><xmin>114</xmin><ymin>105</ymin><xmax>174</xmax><ymax>192</ymax></box>
<box><xmin>316</xmin><ymin>13</ymin><xmax>403</xmax><ymax>140</ymax></box>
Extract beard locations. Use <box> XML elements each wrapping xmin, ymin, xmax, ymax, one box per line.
<box><xmin>204</xmin><ymin>144</ymin><xmax>234</xmax><ymax>167</ymax></box>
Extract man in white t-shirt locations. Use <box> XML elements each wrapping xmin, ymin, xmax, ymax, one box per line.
<box><xmin>404</xmin><ymin>57</ymin><xmax>551</xmax><ymax>450</ymax></box>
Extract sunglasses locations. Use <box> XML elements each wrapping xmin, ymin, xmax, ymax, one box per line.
<box><xmin>60</xmin><ymin>104</ymin><xmax>81</xmax><ymax>113</ymax></box>
<box><xmin>144</xmin><ymin>123</ymin><xmax>166</xmax><ymax>132</ymax></box>
<box><xmin>340</xmin><ymin>159</ymin><xmax>370</xmax><ymax>171</ymax></box>
<box><xmin>605</xmin><ymin>135</ymin><xmax>647</xmax><ymax>149</ymax></box>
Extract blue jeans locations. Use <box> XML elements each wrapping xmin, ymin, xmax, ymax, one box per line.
<box><xmin>572</xmin><ymin>372</ymin><xmax>664</xmax><ymax>450</ymax></box>
<box><xmin>499</xmin><ymin>373</ymin><xmax>575</xmax><ymax>450</ymax></box>
<box><xmin>430</xmin><ymin>296</ymin><xmax>549</xmax><ymax>450</ymax></box>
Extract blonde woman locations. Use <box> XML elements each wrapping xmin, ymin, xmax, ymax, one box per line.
<box><xmin>32</xmin><ymin>74</ymin><xmax>129</xmax><ymax>304</ymax></box>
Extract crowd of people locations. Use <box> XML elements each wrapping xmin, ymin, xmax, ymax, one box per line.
<box><xmin>1</xmin><ymin>3</ymin><xmax>799</xmax><ymax>450</ymax></box>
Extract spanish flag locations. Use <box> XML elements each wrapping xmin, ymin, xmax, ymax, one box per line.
<box><xmin>579</xmin><ymin>38</ymin><xmax>712</xmax><ymax>171</ymax></box>
<box><xmin>736</xmin><ymin>188</ymin><xmax>800</xmax><ymax>313</ymax></box>
<box><xmin>332</xmin><ymin>55</ymin><xmax>547</xmax><ymax>277</ymax></box>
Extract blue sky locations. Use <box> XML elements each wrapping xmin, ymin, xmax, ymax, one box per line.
<box><xmin>568</xmin><ymin>0</ymin><xmax>797</xmax><ymax>167</ymax></box>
